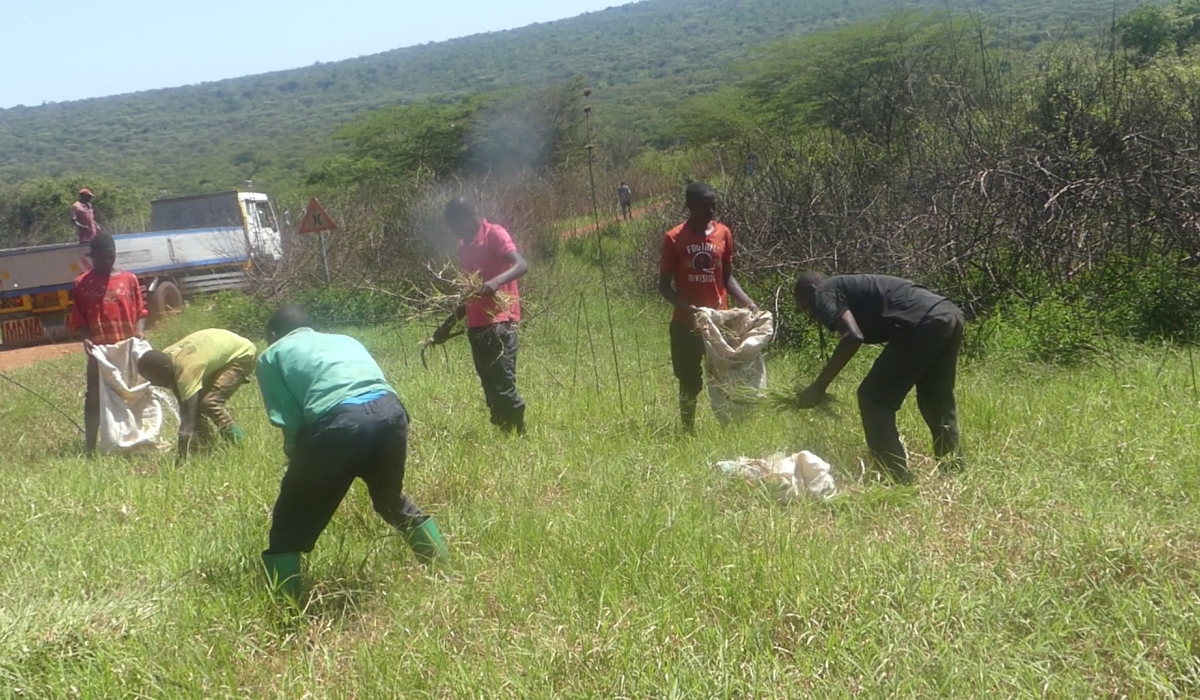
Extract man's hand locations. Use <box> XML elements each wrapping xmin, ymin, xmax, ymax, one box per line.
<box><xmin>431</xmin><ymin>324</ymin><xmax>452</xmax><ymax>345</ymax></box>
<box><xmin>83</xmin><ymin>339</ymin><xmax>96</xmax><ymax>353</ymax></box>
<box><xmin>478</xmin><ymin>279</ymin><xmax>500</xmax><ymax>298</ymax></box>
<box><xmin>795</xmin><ymin>384</ymin><xmax>828</xmax><ymax>409</ymax></box>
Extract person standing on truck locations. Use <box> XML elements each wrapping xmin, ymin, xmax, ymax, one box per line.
<box><xmin>658</xmin><ymin>182</ymin><xmax>757</xmax><ymax>435</ymax></box>
<box><xmin>72</xmin><ymin>189</ymin><xmax>100</xmax><ymax>243</ymax></box>
<box><xmin>617</xmin><ymin>181</ymin><xmax>633</xmax><ymax>221</ymax></box>
<box><xmin>71</xmin><ymin>234</ymin><xmax>148</xmax><ymax>454</ymax></box>
<box><xmin>137</xmin><ymin>328</ymin><xmax>256</xmax><ymax>456</ymax></box>
<box><xmin>256</xmin><ymin>304</ymin><xmax>448</xmax><ymax>602</ymax></box>
<box><xmin>431</xmin><ymin>197</ymin><xmax>529</xmax><ymax>435</ymax></box>
<box><xmin>792</xmin><ymin>272</ymin><xmax>965</xmax><ymax>483</ymax></box>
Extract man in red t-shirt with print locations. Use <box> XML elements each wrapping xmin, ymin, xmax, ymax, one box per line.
<box><xmin>658</xmin><ymin>182</ymin><xmax>757</xmax><ymax>434</ymax></box>
<box><xmin>70</xmin><ymin>234</ymin><xmax>148</xmax><ymax>453</ymax></box>
<box><xmin>432</xmin><ymin>197</ymin><xmax>529</xmax><ymax>434</ymax></box>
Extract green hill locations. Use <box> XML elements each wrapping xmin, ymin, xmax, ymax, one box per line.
<box><xmin>0</xmin><ymin>0</ymin><xmax>1122</xmax><ymax>194</ymax></box>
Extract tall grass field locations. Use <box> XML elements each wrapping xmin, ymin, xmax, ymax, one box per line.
<box><xmin>3</xmin><ymin>260</ymin><xmax>1200</xmax><ymax>698</ymax></box>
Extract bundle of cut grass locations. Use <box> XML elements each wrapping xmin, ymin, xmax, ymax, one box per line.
<box><xmin>763</xmin><ymin>385</ymin><xmax>842</xmax><ymax>415</ymax></box>
<box><xmin>420</xmin><ymin>264</ymin><xmax>515</xmax><ymax>318</ymax></box>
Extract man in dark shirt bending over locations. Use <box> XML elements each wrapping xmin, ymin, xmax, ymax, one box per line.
<box><xmin>793</xmin><ymin>272</ymin><xmax>965</xmax><ymax>482</ymax></box>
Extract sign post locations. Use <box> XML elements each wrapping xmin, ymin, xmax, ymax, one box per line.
<box><xmin>297</xmin><ymin>198</ymin><xmax>338</xmax><ymax>283</ymax></box>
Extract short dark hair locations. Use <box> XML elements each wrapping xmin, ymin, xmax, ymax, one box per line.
<box><xmin>267</xmin><ymin>304</ymin><xmax>310</xmax><ymax>340</ymax></box>
<box><xmin>90</xmin><ymin>233</ymin><xmax>116</xmax><ymax>253</ymax></box>
<box><xmin>443</xmin><ymin>196</ymin><xmax>477</xmax><ymax>220</ymax></box>
<box><xmin>685</xmin><ymin>182</ymin><xmax>716</xmax><ymax>202</ymax></box>
<box><xmin>794</xmin><ymin>271</ymin><xmax>826</xmax><ymax>298</ymax></box>
<box><xmin>137</xmin><ymin>350</ymin><xmax>174</xmax><ymax>384</ymax></box>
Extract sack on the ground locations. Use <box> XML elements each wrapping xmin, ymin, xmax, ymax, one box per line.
<box><xmin>695</xmin><ymin>308</ymin><xmax>774</xmax><ymax>424</ymax></box>
<box><xmin>89</xmin><ymin>338</ymin><xmax>177</xmax><ymax>454</ymax></box>
<box><xmin>716</xmin><ymin>450</ymin><xmax>837</xmax><ymax>502</ymax></box>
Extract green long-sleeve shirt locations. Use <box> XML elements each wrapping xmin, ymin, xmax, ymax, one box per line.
<box><xmin>256</xmin><ymin>327</ymin><xmax>395</xmax><ymax>455</ymax></box>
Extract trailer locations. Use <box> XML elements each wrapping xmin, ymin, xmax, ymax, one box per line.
<box><xmin>0</xmin><ymin>191</ymin><xmax>283</xmax><ymax>348</ymax></box>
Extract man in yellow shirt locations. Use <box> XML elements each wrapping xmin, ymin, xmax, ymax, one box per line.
<box><xmin>139</xmin><ymin>328</ymin><xmax>257</xmax><ymax>455</ymax></box>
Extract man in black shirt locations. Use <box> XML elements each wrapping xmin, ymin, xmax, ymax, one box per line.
<box><xmin>793</xmin><ymin>272</ymin><xmax>965</xmax><ymax>482</ymax></box>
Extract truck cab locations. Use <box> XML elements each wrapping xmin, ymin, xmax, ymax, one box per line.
<box><xmin>241</xmin><ymin>192</ymin><xmax>284</xmax><ymax>260</ymax></box>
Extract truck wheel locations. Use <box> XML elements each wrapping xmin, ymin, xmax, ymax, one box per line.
<box><xmin>149</xmin><ymin>281</ymin><xmax>183</xmax><ymax>324</ymax></box>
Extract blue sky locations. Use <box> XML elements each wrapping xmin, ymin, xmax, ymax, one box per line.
<box><xmin>0</xmin><ymin>0</ymin><xmax>633</xmax><ymax>109</ymax></box>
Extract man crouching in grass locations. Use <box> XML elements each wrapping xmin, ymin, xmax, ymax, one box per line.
<box><xmin>256</xmin><ymin>305</ymin><xmax>448</xmax><ymax>602</ymax></box>
<box><xmin>138</xmin><ymin>328</ymin><xmax>256</xmax><ymax>457</ymax></box>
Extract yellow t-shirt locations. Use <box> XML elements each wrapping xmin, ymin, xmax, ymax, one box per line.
<box><xmin>164</xmin><ymin>329</ymin><xmax>257</xmax><ymax>400</ymax></box>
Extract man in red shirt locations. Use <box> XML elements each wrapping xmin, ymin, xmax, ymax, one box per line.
<box><xmin>659</xmin><ymin>182</ymin><xmax>757</xmax><ymax>434</ymax></box>
<box><xmin>432</xmin><ymin>197</ymin><xmax>529</xmax><ymax>434</ymax></box>
<box><xmin>72</xmin><ymin>189</ymin><xmax>100</xmax><ymax>243</ymax></box>
<box><xmin>70</xmin><ymin>234</ymin><xmax>148</xmax><ymax>453</ymax></box>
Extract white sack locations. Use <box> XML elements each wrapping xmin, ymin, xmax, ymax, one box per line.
<box><xmin>89</xmin><ymin>338</ymin><xmax>177</xmax><ymax>454</ymax></box>
<box><xmin>695</xmin><ymin>308</ymin><xmax>775</xmax><ymax>424</ymax></box>
<box><xmin>716</xmin><ymin>450</ymin><xmax>838</xmax><ymax>502</ymax></box>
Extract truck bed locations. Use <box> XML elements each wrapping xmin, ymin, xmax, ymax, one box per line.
<box><xmin>0</xmin><ymin>227</ymin><xmax>251</xmax><ymax>298</ymax></box>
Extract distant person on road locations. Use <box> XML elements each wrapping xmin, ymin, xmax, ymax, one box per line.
<box><xmin>138</xmin><ymin>328</ymin><xmax>256</xmax><ymax>456</ymax></box>
<box><xmin>617</xmin><ymin>181</ymin><xmax>633</xmax><ymax>221</ymax></box>
<box><xmin>70</xmin><ymin>233</ymin><xmax>147</xmax><ymax>454</ymax></box>
<box><xmin>72</xmin><ymin>189</ymin><xmax>100</xmax><ymax>243</ymax></box>
<box><xmin>432</xmin><ymin>197</ymin><xmax>529</xmax><ymax>435</ymax></box>
<box><xmin>256</xmin><ymin>305</ymin><xmax>448</xmax><ymax>602</ymax></box>
<box><xmin>658</xmin><ymin>182</ymin><xmax>757</xmax><ymax>435</ymax></box>
<box><xmin>792</xmin><ymin>272</ymin><xmax>965</xmax><ymax>483</ymax></box>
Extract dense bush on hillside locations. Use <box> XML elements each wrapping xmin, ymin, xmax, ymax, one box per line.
<box><xmin>0</xmin><ymin>0</ymin><xmax>1120</xmax><ymax>196</ymax></box>
<box><xmin>687</xmin><ymin>7</ymin><xmax>1200</xmax><ymax>351</ymax></box>
<box><xmin>0</xmin><ymin>177</ymin><xmax>148</xmax><ymax>246</ymax></box>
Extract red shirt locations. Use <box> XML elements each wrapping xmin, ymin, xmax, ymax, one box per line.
<box><xmin>72</xmin><ymin>202</ymin><xmax>99</xmax><ymax>243</ymax></box>
<box><xmin>660</xmin><ymin>221</ymin><xmax>734</xmax><ymax>324</ymax></box>
<box><xmin>70</xmin><ymin>270</ymin><xmax>147</xmax><ymax>345</ymax></box>
<box><xmin>459</xmin><ymin>220</ymin><xmax>521</xmax><ymax>328</ymax></box>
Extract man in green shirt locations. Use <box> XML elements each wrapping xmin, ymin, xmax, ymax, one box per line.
<box><xmin>793</xmin><ymin>272</ymin><xmax>965</xmax><ymax>483</ymax></box>
<box><xmin>138</xmin><ymin>328</ymin><xmax>256</xmax><ymax>454</ymax></box>
<box><xmin>254</xmin><ymin>304</ymin><xmax>448</xmax><ymax>601</ymax></box>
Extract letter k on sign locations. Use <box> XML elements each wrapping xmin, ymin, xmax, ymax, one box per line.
<box><xmin>298</xmin><ymin>198</ymin><xmax>338</xmax><ymax>234</ymax></box>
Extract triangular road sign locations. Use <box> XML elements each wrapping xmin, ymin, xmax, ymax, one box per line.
<box><xmin>298</xmin><ymin>197</ymin><xmax>337</xmax><ymax>234</ymax></box>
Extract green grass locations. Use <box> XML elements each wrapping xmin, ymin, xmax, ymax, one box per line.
<box><xmin>4</xmin><ymin>267</ymin><xmax>1200</xmax><ymax>697</ymax></box>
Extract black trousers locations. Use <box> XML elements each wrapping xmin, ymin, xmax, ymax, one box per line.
<box><xmin>85</xmin><ymin>355</ymin><xmax>99</xmax><ymax>453</ymax></box>
<box><xmin>467</xmin><ymin>322</ymin><xmax>526</xmax><ymax>432</ymax></box>
<box><xmin>669</xmin><ymin>320</ymin><xmax>706</xmax><ymax>431</ymax></box>
<box><xmin>857</xmin><ymin>303</ymin><xmax>965</xmax><ymax>479</ymax></box>
<box><xmin>266</xmin><ymin>394</ymin><xmax>427</xmax><ymax>554</ymax></box>
<box><xmin>670</xmin><ymin>320</ymin><xmax>705</xmax><ymax>397</ymax></box>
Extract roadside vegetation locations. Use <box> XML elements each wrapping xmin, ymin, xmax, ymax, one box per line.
<box><xmin>7</xmin><ymin>5</ymin><xmax>1200</xmax><ymax>694</ymax></box>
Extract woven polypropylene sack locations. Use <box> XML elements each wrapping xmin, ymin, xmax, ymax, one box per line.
<box><xmin>695</xmin><ymin>308</ymin><xmax>774</xmax><ymax>424</ymax></box>
<box><xmin>90</xmin><ymin>338</ymin><xmax>177</xmax><ymax>454</ymax></box>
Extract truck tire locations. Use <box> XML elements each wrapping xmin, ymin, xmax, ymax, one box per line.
<box><xmin>149</xmin><ymin>280</ymin><xmax>183</xmax><ymax>324</ymax></box>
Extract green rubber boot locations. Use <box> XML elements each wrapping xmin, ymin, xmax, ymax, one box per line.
<box><xmin>403</xmin><ymin>517</ymin><xmax>449</xmax><ymax>566</ymax></box>
<box><xmin>222</xmin><ymin>424</ymin><xmax>246</xmax><ymax>445</ymax></box>
<box><xmin>261</xmin><ymin>551</ymin><xmax>302</xmax><ymax>602</ymax></box>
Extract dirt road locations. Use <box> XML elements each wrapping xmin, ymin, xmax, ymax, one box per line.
<box><xmin>0</xmin><ymin>343</ymin><xmax>80</xmax><ymax>373</ymax></box>
<box><xmin>561</xmin><ymin>202</ymin><xmax>664</xmax><ymax>239</ymax></box>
